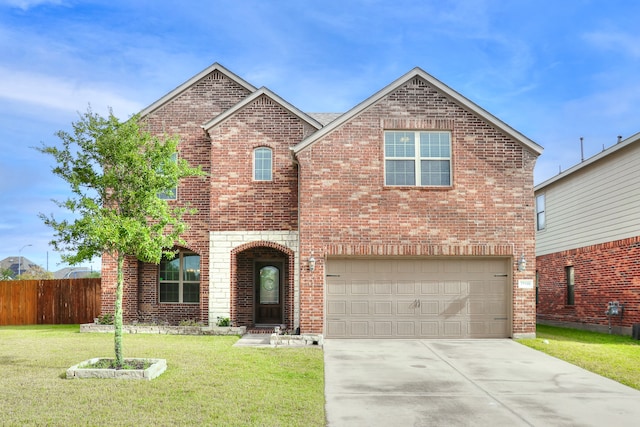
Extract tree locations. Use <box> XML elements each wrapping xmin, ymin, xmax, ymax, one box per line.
<box><xmin>38</xmin><ymin>108</ymin><xmax>204</xmax><ymax>367</ymax></box>
<box><xmin>0</xmin><ymin>268</ymin><xmax>14</xmax><ymax>280</ymax></box>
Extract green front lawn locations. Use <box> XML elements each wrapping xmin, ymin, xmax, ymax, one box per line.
<box><xmin>0</xmin><ymin>325</ymin><xmax>325</xmax><ymax>426</ymax></box>
<box><xmin>518</xmin><ymin>324</ymin><xmax>640</xmax><ymax>390</ymax></box>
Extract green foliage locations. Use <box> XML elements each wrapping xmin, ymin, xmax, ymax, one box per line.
<box><xmin>178</xmin><ymin>319</ymin><xmax>203</xmax><ymax>327</ymax></box>
<box><xmin>37</xmin><ymin>108</ymin><xmax>205</xmax><ymax>367</ymax></box>
<box><xmin>216</xmin><ymin>317</ymin><xmax>231</xmax><ymax>326</ymax></box>
<box><xmin>96</xmin><ymin>313</ymin><xmax>114</xmax><ymax>325</ymax></box>
<box><xmin>0</xmin><ymin>268</ymin><xmax>14</xmax><ymax>280</ymax></box>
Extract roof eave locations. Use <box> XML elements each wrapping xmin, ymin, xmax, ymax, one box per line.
<box><xmin>535</xmin><ymin>131</ymin><xmax>640</xmax><ymax>191</ymax></box>
<box><xmin>201</xmin><ymin>87</ymin><xmax>323</xmax><ymax>132</ymax></box>
<box><xmin>292</xmin><ymin>67</ymin><xmax>543</xmax><ymax>156</ymax></box>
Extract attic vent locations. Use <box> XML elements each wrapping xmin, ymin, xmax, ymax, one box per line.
<box><xmin>410</xmin><ymin>77</ymin><xmax>428</xmax><ymax>87</ymax></box>
<box><xmin>212</xmin><ymin>71</ymin><xmax>224</xmax><ymax>80</ymax></box>
<box><xmin>255</xmin><ymin>96</ymin><xmax>274</xmax><ymax>106</ymax></box>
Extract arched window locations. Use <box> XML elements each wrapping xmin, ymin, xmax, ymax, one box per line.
<box><xmin>253</xmin><ymin>147</ymin><xmax>272</xmax><ymax>181</ymax></box>
<box><xmin>159</xmin><ymin>251</ymin><xmax>200</xmax><ymax>303</ymax></box>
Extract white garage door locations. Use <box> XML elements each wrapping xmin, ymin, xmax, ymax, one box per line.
<box><xmin>325</xmin><ymin>258</ymin><xmax>510</xmax><ymax>338</ymax></box>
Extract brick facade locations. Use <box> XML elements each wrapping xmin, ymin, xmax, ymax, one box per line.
<box><xmin>536</xmin><ymin>236</ymin><xmax>640</xmax><ymax>332</ymax></box>
<box><xmin>101</xmin><ymin>64</ymin><xmax>540</xmax><ymax>336</ymax></box>
<box><xmin>296</xmin><ymin>76</ymin><xmax>538</xmax><ymax>336</ymax></box>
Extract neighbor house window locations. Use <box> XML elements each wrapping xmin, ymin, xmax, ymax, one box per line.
<box><xmin>565</xmin><ymin>266</ymin><xmax>574</xmax><ymax>306</ymax></box>
<box><xmin>157</xmin><ymin>152</ymin><xmax>178</xmax><ymax>200</ymax></box>
<box><xmin>254</xmin><ymin>147</ymin><xmax>272</xmax><ymax>181</ymax></box>
<box><xmin>159</xmin><ymin>251</ymin><xmax>200</xmax><ymax>303</ymax></box>
<box><xmin>536</xmin><ymin>194</ymin><xmax>546</xmax><ymax>230</ymax></box>
<box><xmin>384</xmin><ymin>131</ymin><xmax>451</xmax><ymax>186</ymax></box>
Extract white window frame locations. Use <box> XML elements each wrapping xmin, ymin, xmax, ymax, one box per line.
<box><xmin>253</xmin><ymin>147</ymin><xmax>273</xmax><ymax>181</ymax></box>
<box><xmin>536</xmin><ymin>194</ymin><xmax>546</xmax><ymax>231</ymax></box>
<box><xmin>384</xmin><ymin>131</ymin><xmax>452</xmax><ymax>187</ymax></box>
<box><xmin>159</xmin><ymin>251</ymin><xmax>200</xmax><ymax>304</ymax></box>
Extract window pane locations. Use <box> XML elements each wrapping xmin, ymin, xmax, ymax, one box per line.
<box><xmin>420</xmin><ymin>132</ymin><xmax>450</xmax><ymax>157</ymax></box>
<box><xmin>157</xmin><ymin>153</ymin><xmax>178</xmax><ymax>199</ymax></box>
<box><xmin>183</xmin><ymin>283</ymin><xmax>200</xmax><ymax>303</ymax></box>
<box><xmin>254</xmin><ymin>148</ymin><xmax>272</xmax><ymax>181</ymax></box>
<box><xmin>421</xmin><ymin>160</ymin><xmax>450</xmax><ymax>186</ymax></box>
<box><xmin>160</xmin><ymin>257</ymin><xmax>180</xmax><ymax>281</ymax></box>
<box><xmin>386</xmin><ymin>160</ymin><xmax>416</xmax><ymax>185</ymax></box>
<box><xmin>160</xmin><ymin>282</ymin><xmax>179</xmax><ymax>303</ymax></box>
<box><xmin>385</xmin><ymin>132</ymin><xmax>415</xmax><ymax>157</ymax></box>
<box><xmin>259</xmin><ymin>266</ymin><xmax>279</xmax><ymax>304</ymax></box>
<box><xmin>536</xmin><ymin>194</ymin><xmax>546</xmax><ymax>230</ymax></box>
<box><xmin>182</xmin><ymin>254</ymin><xmax>200</xmax><ymax>282</ymax></box>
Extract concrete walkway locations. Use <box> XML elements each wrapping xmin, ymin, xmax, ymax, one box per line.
<box><xmin>324</xmin><ymin>339</ymin><xmax>640</xmax><ymax>427</ymax></box>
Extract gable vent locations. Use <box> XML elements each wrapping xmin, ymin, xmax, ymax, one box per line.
<box><xmin>211</xmin><ymin>71</ymin><xmax>225</xmax><ymax>80</ymax></box>
<box><xmin>410</xmin><ymin>77</ymin><xmax>428</xmax><ymax>87</ymax></box>
<box><xmin>254</xmin><ymin>96</ymin><xmax>275</xmax><ymax>106</ymax></box>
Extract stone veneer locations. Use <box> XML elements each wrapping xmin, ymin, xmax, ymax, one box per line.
<box><xmin>209</xmin><ymin>230</ymin><xmax>299</xmax><ymax>327</ymax></box>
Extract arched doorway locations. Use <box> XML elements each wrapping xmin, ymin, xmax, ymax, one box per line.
<box><xmin>231</xmin><ymin>243</ymin><xmax>294</xmax><ymax>329</ymax></box>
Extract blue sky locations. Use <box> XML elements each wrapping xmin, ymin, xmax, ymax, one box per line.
<box><xmin>1</xmin><ymin>0</ymin><xmax>639</xmax><ymax>272</ymax></box>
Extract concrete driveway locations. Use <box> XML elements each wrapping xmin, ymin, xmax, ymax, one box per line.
<box><xmin>324</xmin><ymin>339</ymin><xmax>640</xmax><ymax>427</ymax></box>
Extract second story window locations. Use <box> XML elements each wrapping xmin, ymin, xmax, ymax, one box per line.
<box><xmin>254</xmin><ymin>147</ymin><xmax>273</xmax><ymax>181</ymax></box>
<box><xmin>384</xmin><ymin>131</ymin><xmax>451</xmax><ymax>187</ymax></box>
<box><xmin>157</xmin><ymin>152</ymin><xmax>178</xmax><ymax>200</ymax></box>
<box><xmin>536</xmin><ymin>194</ymin><xmax>546</xmax><ymax>230</ymax></box>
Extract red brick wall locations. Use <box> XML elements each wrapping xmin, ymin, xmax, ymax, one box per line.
<box><xmin>207</xmin><ymin>95</ymin><xmax>311</xmax><ymax>232</ymax></box>
<box><xmin>537</xmin><ymin>236</ymin><xmax>640</xmax><ymax>328</ymax></box>
<box><xmin>296</xmin><ymin>76</ymin><xmax>538</xmax><ymax>335</ymax></box>
<box><xmin>101</xmin><ymin>69</ymin><xmax>252</xmax><ymax>324</ymax></box>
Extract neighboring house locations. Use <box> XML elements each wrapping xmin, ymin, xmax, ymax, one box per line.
<box><xmin>0</xmin><ymin>256</ymin><xmax>40</xmax><ymax>278</ymax></box>
<box><xmin>535</xmin><ymin>133</ymin><xmax>640</xmax><ymax>334</ymax></box>
<box><xmin>101</xmin><ymin>63</ymin><xmax>543</xmax><ymax>339</ymax></box>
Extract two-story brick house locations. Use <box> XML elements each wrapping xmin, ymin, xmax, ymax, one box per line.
<box><xmin>101</xmin><ymin>63</ymin><xmax>542</xmax><ymax>339</ymax></box>
<box><xmin>535</xmin><ymin>133</ymin><xmax>640</xmax><ymax>335</ymax></box>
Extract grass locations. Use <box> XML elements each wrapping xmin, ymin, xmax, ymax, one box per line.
<box><xmin>0</xmin><ymin>325</ymin><xmax>325</xmax><ymax>426</ymax></box>
<box><xmin>518</xmin><ymin>324</ymin><xmax>640</xmax><ymax>390</ymax></box>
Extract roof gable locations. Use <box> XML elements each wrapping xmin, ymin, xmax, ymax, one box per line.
<box><xmin>201</xmin><ymin>87</ymin><xmax>323</xmax><ymax>132</ymax></box>
<box><xmin>292</xmin><ymin>67</ymin><xmax>543</xmax><ymax>156</ymax></box>
<box><xmin>139</xmin><ymin>63</ymin><xmax>257</xmax><ymax>117</ymax></box>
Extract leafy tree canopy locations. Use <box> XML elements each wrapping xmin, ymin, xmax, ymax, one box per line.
<box><xmin>37</xmin><ymin>107</ymin><xmax>205</xmax><ymax>366</ymax></box>
<box><xmin>37</xmin><ymin>108</ymin><xmax>205</xmax><ymax>265</ymax></box>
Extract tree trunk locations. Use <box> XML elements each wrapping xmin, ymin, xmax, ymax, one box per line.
<box><xmin>114</xmin><ymin>254</ymin><xmax>124</xmax><ymax>368</ymax></box>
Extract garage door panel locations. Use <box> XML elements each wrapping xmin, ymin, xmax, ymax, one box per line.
<box><xmin>326</xmin><ymin>258</ymin><xmax>510</xmax><ymax>339</ymax></box>
<box><xmin>350</xmin><ymin>322</ymin><xmax>369</xmax><ymax>336</ymax></box>
<box><xmin>374</xmin><ymin>282</ymin><xmax>392</xmax><ymax>295</ymax></box>
<box><xmin>350</xmin><ymin>281</ymin><xmax>370</xmax><ymax>295</ymax></box>
<box><xmin>419</xmin><ymin>281</ymin><xmax>439</xmax><ymax>295</ymax></box>
<box><xmin>397</xmin><ymin>321</ymin><xmax>416</xmax><ymax>336</ymax></box>
<box><xmin>350</xmin><ymin>301</ymin><xmax>369</xmax><ymax>315</ymax></box>
<box><xmin>397</xmin><ymin>281</ymin><xmax>416</xmax><ymax>294</ymax></box>
<box><xmin>373</xmin><ymin>321</ymin><xmax>392</xmax><ymax>336</ymax></box>
<box><xmin>443</xmin><ymin>281</ymin><xmax>462</xmax><ymax>294</ymax></box>
<box><xmin>327</xmin><ymin>301</ymin><xmax>347</xmax><ymax>315</ymax></box>
<box><xmin>419</xmin><ymin>300</ymin><xmax>439</xmax><ymax>315</ymax></box>
<box><xmin>373</xmin><ymin>301</ymin><xmax>392</xmax><ymax>315</ymax></box>
<box><xmin>397</xmin><ymin>300</ymin><xmax>416</xmax><ymax>315</ymax></box>
<box><xmin>443</xmin><ymin>322</ymin><xmax>462</xmax><ymax>337</ymax></box>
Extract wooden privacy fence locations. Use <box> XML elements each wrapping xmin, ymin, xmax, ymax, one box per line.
<box><xmin>0</xmin><ymin>279</ymin><xmax>101</xmax><ymax>325</ymax></box>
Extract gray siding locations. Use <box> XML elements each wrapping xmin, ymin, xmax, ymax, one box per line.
<box><xmin>536</xmin><ymin>141</ymin><xmax>640</xmax><ymax>255</ymax></box>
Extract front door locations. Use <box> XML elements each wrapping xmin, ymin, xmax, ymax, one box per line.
<box><xmin>255</xmin><ymin>261</ymin><xmax>284</xmax><ymax>324</ymax></box>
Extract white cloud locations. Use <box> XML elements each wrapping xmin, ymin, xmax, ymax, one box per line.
<box><xmin>0</xmin><ymin>66</ymin><xmax>143</xmax><ymax>118</ymax></box>
<box><xmin>0</xmin><ymin>0</ymin><xmax>64</xmax><ymax>10</ymax></box>
<box><xmin>583</xmin><ymin>31</ymin><xmax>640</xmax><ymax>58</ymax></box>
